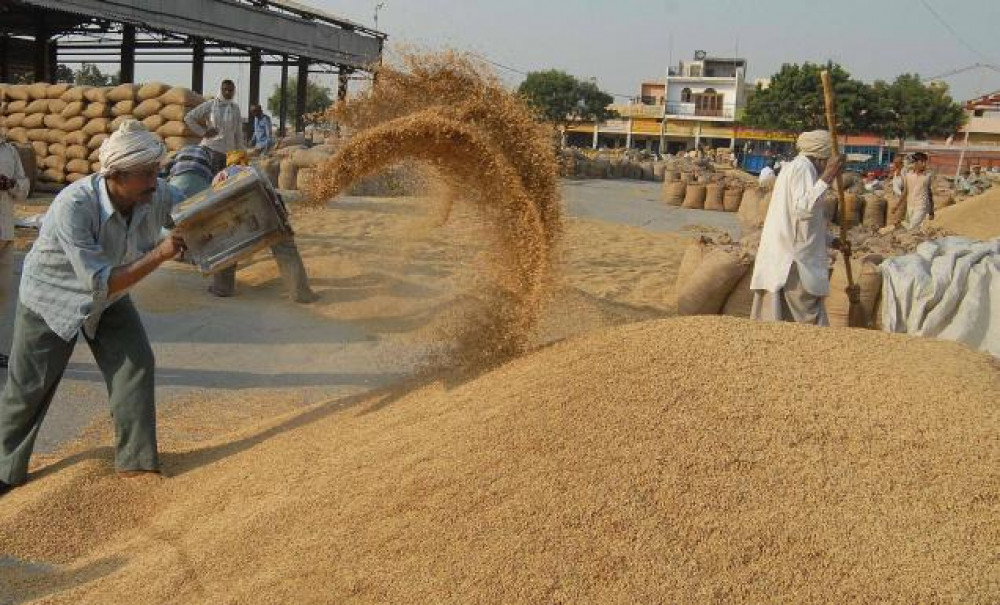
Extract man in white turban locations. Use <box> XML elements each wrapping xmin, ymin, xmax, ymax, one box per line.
<box><xmin>749</xmin><ymin>129</ymin><xmax>846</xmax><ymax>325</ymax></box>
<box><xmin>0</xmin><ymin>120</ymin><xmax>186</xmax><ymax>496</ymax></box>
<box><xmin>0</xmin><ymin>129</ymin><xmax>30</xmax><ymax>368</ymax></box>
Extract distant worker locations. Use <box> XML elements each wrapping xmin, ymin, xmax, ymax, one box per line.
<box><xmin>749</xmin><ymin>130</ymin><xmax>846</xmax><ymax>326</ymax></box>
<box><xmin>248</xmin><ymin>104</ymin><xmax>275</xmax><ymax>156</ymax></box>
<box><xmin>184</xmin><ymin>79</ymin><xmax>245</xmax><ymax>174</ymax></box>
<box><xmin>207</xmin><ymin>151</ymin><xmax>318</xmax><ymax>303</ymax></box>
<box><xmin>758</xmin><ymin>160</ymin><xmax>776</xmax><ymax>188</ymax></box>
<box><xmin>165</xmin><ymin>144</ymin><xmax>215</xmax><ymax>198</ymax></box>
<box><xmin>885</xmin><ymin>155</ymin><xmax>907</xmax><ymax>227</ymax></box>
<box><xmin>899</xmin><ymin>151</ymin><xmax>934</xmax><ymax>230</ymax></box>
<box><xmin>0</xmin><ymin>131</ymin><xmax>30</xmax><ymax>368</ymax></box>
<box><xmin>0</xmin><ymin>121</ymin><xmax>186</xmax><ymax>495</ymax></box>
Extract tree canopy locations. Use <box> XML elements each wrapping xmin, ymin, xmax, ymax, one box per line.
<box><xmin>72</xmin><ymin>63</ymin><xmax>121</xmax><ymax>87</ymax></box>
<box><xmin>266</xmin><ymin>78</ymin><xmax>334</xmax><ymax>124</ymax></box>
<box><xmin>517</xmin><ymin>70</ymin><xmax>616</xmax><ymax>126</ymax></box>
<box><xmin>741</xmin><ymin>62</ymin><xmax>964</xmax><ymax>141</ymax></box>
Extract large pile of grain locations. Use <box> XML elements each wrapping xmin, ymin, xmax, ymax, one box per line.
<box><xmin>309</xmin><ymin>52</ymin><xmax>561</xmax><ymax>365</ymax></box>
<box><xmin>935</xmin><ymin>185</ymin><xmax>1000</xmax><ymax>240</ymax></box>
<box><xmin>1</xmin><ymin>316</ymin><xmax>996</xmax><ymax>603</ymax></box>
<box><xmin>0</xmin><ymin>81</ymin><xmax>202</xmax><ymax>186</ymax></box>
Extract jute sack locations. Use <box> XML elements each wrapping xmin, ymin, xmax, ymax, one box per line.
<box><xmin>661</xmin><ymin>181</ymin><xmax>686</xmax><ymax>206</ymax></box>
<box><xmin>65</xmin><ymin>145</ymin><xmax>89</xmax><ymax>160</ymax></box>
<box><xmin>110</xmin><ymin>115</ymin><xmax>129</xmax><ymax>131</ymax></box>
<box><xmin>64</xmin><ymin>131</ymin><xmax>88</xmax><ymax>146</ymax></box>
<box><xmin>45</xmin><ymin>130</ymin><xmax>65</xmax><ymax>144</ymax></box>
<box><xmin>159</xmin><ymin>87</ymin><xmax>203</xmax><ymax>107</ymax></box>
<box><xmin>61</xmin><ymin>101</ymin><xmax>86</xmax><ymax>118</ymax></box>
<box><xmin>738</xmin><ymin>187</ymin><xmax>765</xmax><ymax>233</ymax></box>
<box><xmin>6</xmin><ymin>128</ymin><xmax>29</xmax><ymax>145</ymax></box>
<box><xmin>704</xmin><ymin>183</ymin><xmax>725</xmax><ymax>211</ymax></box>
<box><xmin>681</xmin><ymin>183</ymin><xmax>706</xmax><ymax>209</ymax></box>
<box><xmin>142</xmin><ymin>115</ymin><xmax>166</xmax><ymax>132</ymax></box>
<box><xmin>676</xmin><ymin>237</ymin><xmax>709</xmax><ymax>290</ymax></box>
<box><xmin>159</xmin><ymin>104</ymin><xmax>187</xmax><ymax>122</ymax></box>
<box><xmin>26</xmin><ymin>128</ymin><xmax>49</xmax><ymax>142</ymax></box>
<box><xmin>22</xmin><ymin>114</ymin><xmax>45</xmax><ymax>129</ymax></box>
<box><xmin>278</xmin><ymin>158</ymin><xmax>298</xmax><ymax>190</ymax></box>
<box><xmin>32</xmin><ymin>141</ymin><xmax>49</xmax><ymax>157</ymax></box>
<box><xmin>163</xmin><ymin>136</ymin><xmax>198</xmax><ymax>152</ymax></box>
<box><xmin>133</xmin><ymin>99</ymin><xmax>163</xmax><ymax>120</ymax></box>
<box><xmin>46</xmin><ymin>83</ymin><xmax>72</xmax><ymax>99</ymax></box>
<box><xmin>24</xmin><ymin>99</ymin><xmax>50</xmax><ymax>114</ymax></box>
<box><xmin>677</xmin><ymin>245</ymin><xmax>752</xmax><ymax>315</ymax></box>
<box><xmin>6</xmin><ymin>100</ymin><xmax>27</xmax><ymax>113</ymax></box>
<box><xmin>291</xmin><ymin>149</ymin><xmax>330</xmax><ymax>169</ymax></box>
<box><xmin>5</xmin><ymin>85</ymin><xmax>30</xmax><ymax>101</ymax></box>
<box><xmin>27</xmin><ymin>83</ymin><xmax>48</xmax><ymax>100</ymax></box>
<box><xmin>277</xmin><ymin>134</ymin><xmax>306</xmax><ymax>149</ymax></box>
<box><xmin>83</xmin><ymin>102</ymin><xmax>111</xmax><ymax>119</ymax></box>
<box><xmin>274</xmin><ymin>144</ymin><xmax>305</xmax><ymax>158</ymax></box>
<box><xmin>296</xmin><ymin>167</ymin><xmax>315</xmax><ymax>191</ymax></box>
<box><xmin>47</xmin><ymin>99</ymin><xmax>68</xmax><ymax>114</ymax></box>
<box><xmin>862</xmin><ymin>195</ymin><xmax>887</xmax><ymax>229</ymax></box>
<box><xmin>60</xmin><ymin>86</ymin><xmax>90</xmax><ymax>102</ymax></box>
<box><xmin>721</xmin><ymin>264</ymin><xmax>755</xmax><ymax>318</ymax></box>
<box><xmin>107</xmin><ymin>83</ymin><xmax>138</xmax><ymax>103</ymax></box>
<box><xmin>40</xmin><ymin>168</ymin><xmax>65</xmax><ymax>183</ymax></box>
<box><xmin>723</xmin><ymin>186</ymin><xmax>743</xmax><ymax>212</ymax></box>
<box><xmin>827</xmin><ymin>255</ymin><xmax>882</xmax><ymax>329</ymax></box>
<box><xmin>48</xmin><ymin>142</ymin><xmax>66</xmax><ymax>156</ymax></box>
<box><xmin>156</xmin><ymin>120</ymin><xmax>195</xmax><ymax>138</ymax></box>
<box><xmin>44</xmin><ymin>155</ymin><xmax>66</xmax><ymax>170</ymax></box>
<box><xmin>62</xmin><ymin>116</ymin><xmax>86</xmax><ymax>131</ymax></box>
<box><xmin>88</xmin><ymin>147</ymin><xmax>101</xmax><ymax>161</ymax></box>
<box><xmin>5</xmin><ymin>113</ymin><xmax>26</xmax><ymax>128</ymax></box>
<box><xmin>91</xmin><ymin>161</ymin><xmax>101</xmax><ymax>173</ymax></box>
<box><xmin>66</xmin><ymin>158</ymin><xmax>91</xmax><ymax>174</ymax></box>
<box><xmin>84</xmin><ymin>87</ymin><xmax>111</xmax><ymax>103</ymax></box>
<box><xmin>252</xmin><ymin>157</ymin><xmax>281</xmax><ymax>188</ymax></box>
<box><xmin>83</xmin><ymin>118</ymin><xmax>110</xmax><ymax>136</ymax></box>
<box><xmin>43</xmin><ymin>114</ymin><xmax>65</xmax><ymax>130</ymax></box>
<box><xmin>137</xmin><ymin>82</ymin><xmax>170</xmax><ymax>101</ymax></box>
<box><xmin>66</xmin><ymin>172</ymin><xmax>88</xmax><ymax>184</ymax></box>
<box><xmin>112</xmin><ymin>100</ymin><xmax>135</xmax><ymax>117</ymax></box>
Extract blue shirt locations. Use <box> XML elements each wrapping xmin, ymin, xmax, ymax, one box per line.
<box><xmin>168</xmin><ymin>145</ymin><xmax>215</xmax><ymax>182</ymax></box>
<box><xmin>20</xmin><ymin>174</ymin><xmax>183</xmax><ymax>341</ymax></box>
<box><xmin>250</xmin><ymin>114</ymin><xmax>273</xmax><ymax>149</ymax></box>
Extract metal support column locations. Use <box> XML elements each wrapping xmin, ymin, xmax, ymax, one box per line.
<box><xmin>278</xmin><ymin>56</ymin><xmax>288</xmax><ymax>136</ymax></box>
<box><xmin>295</xmin><ymin>56</ymin><xmax>309</xmax><ymax>133</ymax></box>
<box><xmin>191</xmin><ymin>37</ymin><xmax>204</xmax><ymax>93</ymax></box>
<box><xmin>120</xmin><ymin>24</ymin><xmax>136</xmax><ymax>83</ymax></box>
<box><xmin>249</xmin><ymin>50</ymin><xmax>262</xmax><ymax>107</ymax></box>
<box><xmin>337</xmin><ymin>68</ymin><xmax>351</xmax><ymax>101</ymax></box>
<box><xmin>34</xmin><ymin>14</ymin><xmax>50</xmax><ymax>82</ymax></box>
<box><xmin>0</xmin><ymin>36</ymin><xmax>8</xmax><ymax>83</ymax></box>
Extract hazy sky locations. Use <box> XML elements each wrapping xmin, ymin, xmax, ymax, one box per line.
<box><xmin>79</xmin><ymin>0</ymin><xmax>1000</xmax><ymax>109</ymax></box>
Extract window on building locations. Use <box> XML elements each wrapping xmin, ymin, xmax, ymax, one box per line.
<box><xmin>680</xmin><ymin>88</ymin><xmax>692</xmax><ymax>103</ymax></box>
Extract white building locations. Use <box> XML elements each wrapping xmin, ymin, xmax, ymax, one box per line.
<box><xmin>664</xmin><ymin>51</ymin><xmax>747</xmax><ymax>124</ymax></box>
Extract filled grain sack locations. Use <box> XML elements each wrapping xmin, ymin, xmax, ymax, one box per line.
<box><xmin>5</xmin><ymin>85</ymin><xmax>30</xmax><ymax>101</ymax></box>
<box><xmin>110</xmin><ymin>115</ymin><xmax>129</xmax><ymax>131</ymax></box>
<box><xmin>723</xmin><ymin>186</ymin><xmax>743</xmax><ymax>212</ymax></box>
<box><xmin>721</xmin><ymin>264</ymin><xmax>755</xmax><ymax>318</ymax></box>
<box><xmin>827</xmin><ymin>255</ymin><xmax>883</xmax><ymax>329</ymax></box>
<box><xmin>83</xmin><ymin>102</ymin><xmax>111</xmax><ymax>119</ymax></box>
<box><xmin>677</xmin><ymin>244</ymin><xmax>752</xmax><ymax>315</ymax></box>
<box><xmin>290</xmin><ymin>148</ymin><xmax>330</xmax><ymax>169</ymax></box>
<box><xmin>91</xmin><ymin>161</ymin><xmax>101</xmax><ymax>173</ymax></box>
<box><xmin>46</xmin><ymin>83</ymin><xmax>71</xmax><ymax>99</ymax></box>
<box><xmin>704</xmin><ymin>183</ymin><xmax>725</xmax><ymax>211</ymax></box>
<box><xmin>156</xmin><ymin>120</ymin><xmax>194</xmax><ymax>138</ymax></box>
<box><xmin>274</xmin><ymin>144</ymin><xmax>305</xmax><ymax>158</ymax></box>
<box><xmin>31</xmin><ymin>141</ymin><xmax>48</xmax><ymax>157</ymax></box>
<box><xmin>59</xmin><ymin>86</ymin><xmax>90</xmax><ymax>102</ymax></box>
<box><xmin>27</xmin><ymin>82</ymin><xmax>48</xmax><ymax>100</ymax></box>
<box><xmin>66</xmin><ymin>172</ymin><xmax>88</xmax><ymax>183</ymax></box>
<box><xmin>88</xmin><ymin>147</ymin><xmax>101</xmax><ymax>162</ymax></box>
<box><xmin>40</xmin><ymin>168</ymin><xmax>65</xmax><ymax>183</ymax></box>
<box><xmin>83</xmin><ymin>117</ymin><xmax>110</xmax><ymax>136</ymax></box>
<box><xmin>296</xmin><ymin>167</ymin><xmax>315</xmax><ymax>191</ymax></box>
<box><xmin>6</xmin><ymin>100</ymin><xmax>28</xmax><ymax>113</ymax></box>
<box><xmin>252</xmin><ymin>157</ymin><xmax>281</xmax><ymax>188</ymax></box>
<box><xmin>66</xmin><ymin>158</ymin><xmax>91</xmax><ymax>174</ymax></box>
<box><xmin>142</xmin><ymin>114</ymin><xmax>166</xmax><ymax>132</ymax></box>
<box><xmin>159</xmin><ymin>104</ymin><xmax>187</xmax><ymax>122</ymax></box>
<box><xmin>47</xmin><ymin>99</ymin><xmax>68</xmax><ymax>114</ymax></box>
<box><xmin>862</xmin><ymin>195</ymin><xmax>887</xmax><ymax>229</ymax></box>
<box><xmin>26</xmin><ymin>128</ymin><xmax>48</xmax><ymax>142</ymax></box>
<box><xmin>112</xmin><ymin>99</ymin><xmax>135</xmax><ymax>117</ymax></box>
<box><xmin>47</xmin><ymin>142</ymin><xmax>65</xmax><ymax>156</ymax></box>
<box><xmin>163</xmin><ymin>136</ymin><xmax>198</xmax><ymax>152</ymax></box>
<box><xmin>277</xmin><ymin>133</ymin><xmax>307</xmax><ymax>149</ymax></box>
<box><xmin>84</xmin><ymin>87</ymin><xmax>111</xmax><ymax>103</ymax></box>
<box><xmin>24</xmin><ymin>98</ymin><xmax>50</xmax><ymax>114</ymax></box>
<box><xmin>5</xmin><ymin>113</ymin><xmax>26</xmax><ymax>128</ymax></box>
<box><xmin>22</xmin><ymin>113</ymin><xmax>45</xmax><ymax>129</ymax></box>
<box><xmin>661</xmin><ymin>180</ymin><xmax>685</xmax><ymax>206</ymax></box>
<box><xmin>65</xmin><ymin>145</ymin><xmax>89</xmax><ymax>160</ymax></box>
<box><xmin>132</xmin><ymin>99</ymin><xmax>163</xmax><ymax>120</ymax></box>
<box><xmin>681</xmin><ymin>183</ymin><xmax>707</xmax><ymax>210</ymax></box>
<box><xmin>6</xmin><ymin>128</ymin><xmax>28</xmax><ymax>145</ymax></box>
<box><xmin>62</xmin><ymin>116</ymin><xmax>86</xmax><ymax>132</ymax></box>
<box><xmin>737</xmin><ymin>187</ymin><xmax>765</xmax><ymax>234</ymax></box>
<box><xmin>60</xmin><ymin>101</ymin><xmax>85</xmax><ymax>118</ymax></box>
<box><xmin>278</xmin><ymin>158</ymin><xmax>298</xmax><ymax>190</ymax></box>
<box><xmin>158</xmin><ymin>86</ymin><xmax>203</xmax><ymax>107</ymax></box>
<box><xmin>107</xmin><ymin>83</ymin><xmax>138</xmax><ymax>103</ymax></box>
<box><xmin>42</xmin><ymin>114</ymin><xmax>65</xmax><ymax>130</ymax></box>
<box><xmin>44</xmin><ymin>155</ymin><xmax>66</xmax><ymax>170</ymax></box>
<box><xmin>44</xmin><ymin>130</ymin><xmax>64</xmax><ymax>144</ymax></box>
<box><xmin>137</xmin><ymin>82</ymin><xmax>170</xmax><ymax>101</ymax></box>
<box><xmin>63</xmin><ymin>131</ymin><xmax>88</xmax><ymax>146</ymax></box>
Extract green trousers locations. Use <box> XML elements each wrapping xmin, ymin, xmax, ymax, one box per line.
<box><xmin>0</xmin><ymin>297</ymin><xmax>158</xmax><ymax>485</ymax></box>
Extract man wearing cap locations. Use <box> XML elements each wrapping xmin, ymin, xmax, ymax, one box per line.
<box><xmin>749</xmin><ymin>130</ymin><xmax>846</xmax><ymax>326</ymax></box>
<box><xmin>0</xmin><ymin>120</ymin><xmax>186</xmax><ymax>495</ymax></box>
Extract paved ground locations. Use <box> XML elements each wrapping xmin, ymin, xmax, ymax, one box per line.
<box><xmin>2</xmin><ymin>178</ymin><xmax>740</xmax><ymax>454</ymax></box>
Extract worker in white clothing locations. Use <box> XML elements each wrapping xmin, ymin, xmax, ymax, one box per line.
<box><xmin>749</xmin><ymin>130</ymin><xmax>846</xmax><ymax>326</ymax></box>
<box><xmin>899</xmin><ymin>152</ymin><xmax>934</xmax><ymax>230</ymax></box>
<box><xmin>183</xmin><ymin>79</ymin><xmax>245</xmax><ymax>174</ymax></box>
<box><xmin>0</xmin><ymin>132</ymin><xmax>30</xmax><ymax>367</ymax></box>
<box><xmin>758</xmin><ymin>161</ymin><xmax>776</xmax><ymax>188</ymax></box>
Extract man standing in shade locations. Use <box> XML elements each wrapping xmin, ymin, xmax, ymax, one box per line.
<box><xmin>184</xmin><ymin>79</ymin><xmax>245</xmax><ymax>173</ymax></box>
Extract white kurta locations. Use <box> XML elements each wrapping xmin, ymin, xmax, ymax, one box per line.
<box><xmin>0</xmin><ymin>142</ymin><xmax>30</xmax><ymax>241</ymax></box>
<box><xmin>184</xmin><ymin>98</ymin><xmax>245</xmax><ymax>154</ymax></box>
<box><xmin>750</xmin><ymin>153</ymin><xmax>832</xmax><ymax>296</ymax></box>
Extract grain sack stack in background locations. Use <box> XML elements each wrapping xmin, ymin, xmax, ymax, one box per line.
<box><xmin>0</xmin><ymin>81</ymin><xmax>204</xmax><ymax>191</ymax></box>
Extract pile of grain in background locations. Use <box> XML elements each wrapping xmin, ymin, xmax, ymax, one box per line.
<box><xmin>308</xmin><ymin>52</ymin><xmax>562</xmax><ymax>367</ymax></box>
<box><xmin>0</xmin><ymin>316</ymin><xmax>996</xmax><ymax>604</ymax></box>
<box><xmin>934</xmin><ymin>184</ymin><xmax>1000</xmax><ymax>240</ymax></box>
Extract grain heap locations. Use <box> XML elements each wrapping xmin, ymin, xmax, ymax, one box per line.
<box><xmin>1</xmin><ymin>316</ymin><xmax>996</xmax><ymax>604</ymax></box>
<box><xmin>308</xmin><ymin>52</ymin><xmax>562</xmax><ymax>365</ymax></box>
<box><xmin>935</xmin><ymin>184</ymin><xmax>1000</xmax><ymax>240</ymax></box>
<box><xmin>0</xmin><ymin>81</ymin><xmax>202</xmax><ymax>187</ymax></box>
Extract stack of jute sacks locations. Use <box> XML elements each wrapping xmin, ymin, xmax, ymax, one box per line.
<box><xmin>659</xmin><ymin>164</ymin><xmax>758</xmax><ymax>212</ymax></box>
<box><xmin>558</xmin><ymin>148</ymin><xmax>668</xmax><ymax>182</ymax></box>
<box><xmin>0</xmin><ymin>81</ymin><xmax>203</xmax><ymax>187</ymax></box>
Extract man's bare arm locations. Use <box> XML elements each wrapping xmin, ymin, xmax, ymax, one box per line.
<box><xmin>107</xmin><ymin>232</ymin><xmax>185</xmax><ymax>296</ymax></box>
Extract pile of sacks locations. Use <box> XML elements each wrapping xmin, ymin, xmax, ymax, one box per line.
<box><xmin>558</xmin><ymin>148</ymin><xmax>668</xmax><ymax>182</ymax></box>
<box><xmin>660</xmin><ymin>166</ymin><xmax>759</xmax><ymax>213</ymax></box>
<box><xmin>0</xmin><ymin>81</ymin><xmax>202</xmax><ymax>187</ymax></box>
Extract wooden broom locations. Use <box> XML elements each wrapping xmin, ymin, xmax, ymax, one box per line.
<box><xmin>820</xmin><ymin>70</ymin><xmax>866</xmax><ymax>328</ymax></box>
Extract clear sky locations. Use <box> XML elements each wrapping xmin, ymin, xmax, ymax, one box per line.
<box><xmin>79</xmin><ymin>0</ymin><xmax>1000</xmax><ymax>109</ymax></box>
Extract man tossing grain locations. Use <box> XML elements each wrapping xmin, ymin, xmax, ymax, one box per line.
<box><xmin>749</xmin><ymin>130</ymin><xmax>845</xmax><ymax>326</ymax></box>
<box><xmin>0</xmin><ymin>121</ymin><xmax>187</xmax><ymax>495</ymax></box>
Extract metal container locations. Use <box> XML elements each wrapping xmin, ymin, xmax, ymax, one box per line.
<box><xmin>170</xmin><ymin>166</ymin><xmax>293</xmax><ymax>274</ymax></box>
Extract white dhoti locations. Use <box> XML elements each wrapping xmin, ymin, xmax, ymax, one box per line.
<box><xmin>750</xmin><ymin>263</ymin><xmax>829</xmax><ymax>326</ymax></box>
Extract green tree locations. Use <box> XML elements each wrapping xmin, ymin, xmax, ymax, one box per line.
<box><xmin>54</xmin><ymin>64</ymin><xmax>75</xmax><ymax>84</ymax></box>
<box><xmin>266</xmin><ymin>78</ymin><xmax>334</xmax><ymax>125</ymax></box>
<box><xmin>73</xmin><ymin>63</ymin><xmax>120</xmax><ymax>86</ymax></box>
<box><xmin>869</xmin><ymin>74</ymin><xmax>965</xmax><ymax>142</ymax></box>
<box><xmin>741</xmin><ymin>62</ymin><xmax>875</xmax><ymax>133</ymax></box>
<box><xmin>517</xmin><ymin>69</ymin><xmax>616</xmax><ymax>127</ymax></box>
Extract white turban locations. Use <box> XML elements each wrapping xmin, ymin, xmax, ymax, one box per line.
<box><xmin>99</xmin><ymin>119</ymin><xmax>166</xmax><ymax>175</ymax></box>
<box><xmin>796</xmin><ymin>130</ymin><xmax>832</xmax><ymax>159</ymax></box>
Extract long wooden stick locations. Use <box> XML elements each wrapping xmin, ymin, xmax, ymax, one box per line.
<box><xmin>819</xmin><ymin>70</ymin><xmax>856</xmax><ymax>289</ymax></box>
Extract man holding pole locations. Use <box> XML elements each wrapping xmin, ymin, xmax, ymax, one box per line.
<box><xmin>749</xmin><ymin>130</ymin><xmax>846</xmax><ymax>326</ymax></box>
